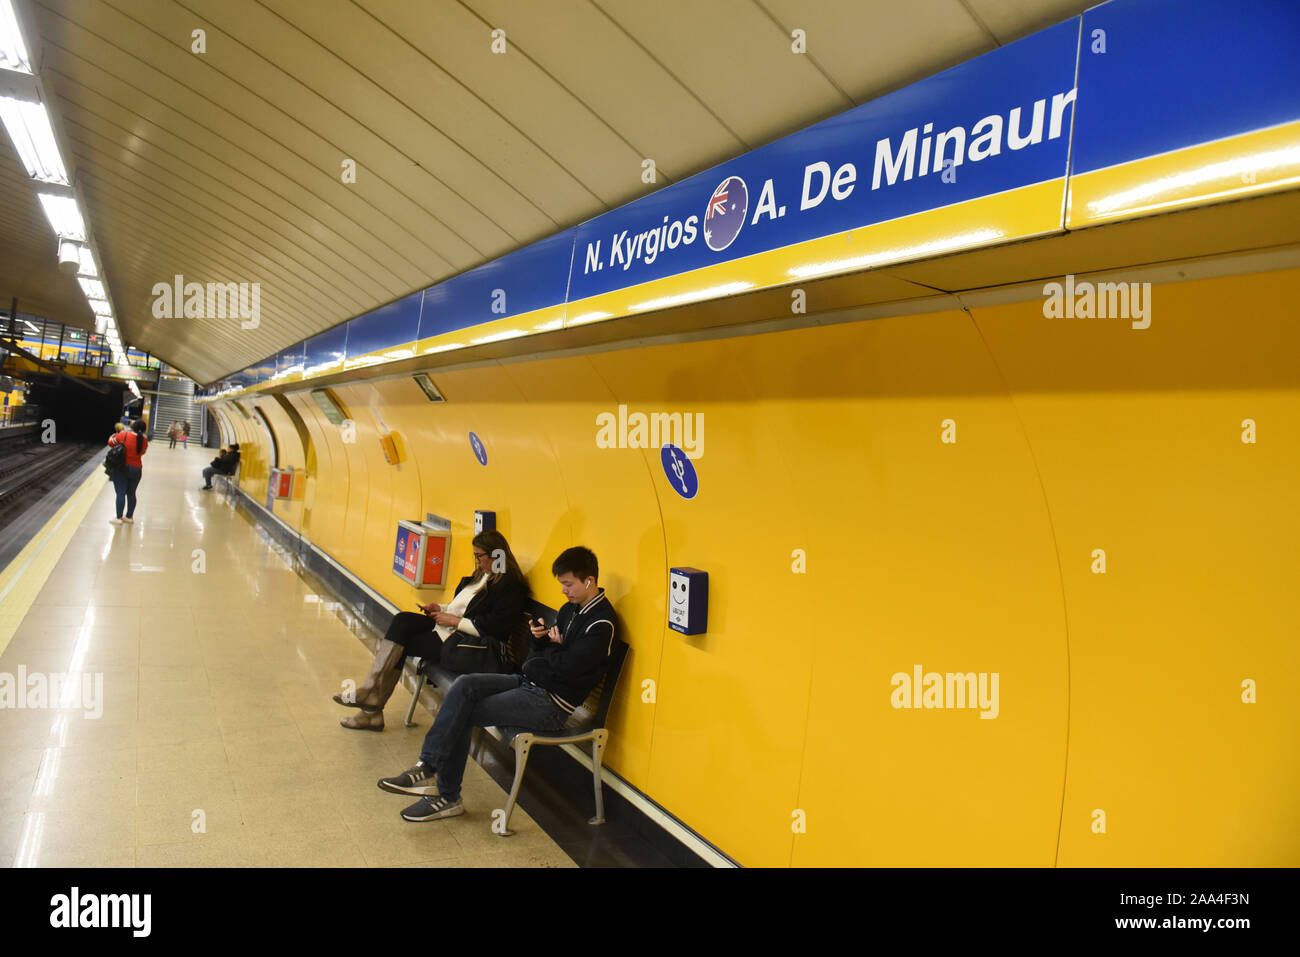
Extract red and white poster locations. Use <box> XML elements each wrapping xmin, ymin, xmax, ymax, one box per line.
<box><xmin>422</xmin><ymin>536</ymin><xmax>446</xmax><ymax>586</ymax></box>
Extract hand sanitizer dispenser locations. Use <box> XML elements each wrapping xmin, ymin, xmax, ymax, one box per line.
<box><xmin>668</xmin><ymin>567</ymin><xmax>708</xmax><ymax>635</ymax></box>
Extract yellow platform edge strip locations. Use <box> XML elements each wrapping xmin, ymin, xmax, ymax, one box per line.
<box><xmin>0</xmin><ymin>467</ymin><xmax>106</xmax><ymax>659</ymax></box>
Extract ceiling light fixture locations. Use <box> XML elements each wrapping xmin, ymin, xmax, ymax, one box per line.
<box><xmin>75</xmin><ymin>244</ymin><xmax>96</xmax><ymax>277</ymax></box>
<box><xmin>0</xmin><ymin>0</ymin><xmax>33</xmax><ymax>75</ymax></box>
<box><xmin>0</xmin><ymin>96</ymin><xmax>70</xmax><ymax>185</ymax></box>
<box><xmin>36</xmin><ymin>193</ymin><xmax>84</xmax><ymax>240</ymax></box>
<box><xmin>76</xmin><ymin>277</ymin><xmax>105</xmax><ymax>299</ymax></box>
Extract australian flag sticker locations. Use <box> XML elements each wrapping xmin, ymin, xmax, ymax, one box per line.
<box><xmin>703</xmin><ymin>175</ymin><xmax>747</xmax><ymax>252</ymax></box>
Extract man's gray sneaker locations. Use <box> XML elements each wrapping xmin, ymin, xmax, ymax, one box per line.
<box><xmin>378</xmin><ymin>762</ymin><xmax>438</xmax><ymax>796</ymax></box>
<box><xmin>401</xmin><ymin>794</ymin><xmax>464</xmax><ymax>822</ymax></box>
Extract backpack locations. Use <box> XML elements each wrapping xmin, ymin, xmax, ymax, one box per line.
<box><xmin>104</xmin><ymin>441</ymin><xmax>126</xmax><ymax>474</ymax></box>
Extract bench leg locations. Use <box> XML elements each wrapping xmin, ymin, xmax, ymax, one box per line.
<box><xmin>498</xmin><ymin>733</ymin><xmax>533</xmax><ymax>837</ymax></box>
<box><xmin>471</xmin><ymin>728</ymin><xmax>485</xmax><ymax>763</ymax></box>
<box><xmin>403</xmin><ymin>673</ymin><xmax>426</xmax><ymax>728</ymax></box>
<box><xmin>589</xmin><ymin>729</ymin><xmax>608</xmax><ymax>825</ymax></box>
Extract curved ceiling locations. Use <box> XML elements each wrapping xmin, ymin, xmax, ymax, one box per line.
<box><xmin>0</xmin><ymin>0</ymin><xmax>1093</xmax><ymax>384</ymax></box>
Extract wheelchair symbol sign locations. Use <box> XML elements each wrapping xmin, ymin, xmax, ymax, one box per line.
<box><xmin>660</xmin><ymin>444</ymin><xmax>698</xmax><ymax>500</ymax></box>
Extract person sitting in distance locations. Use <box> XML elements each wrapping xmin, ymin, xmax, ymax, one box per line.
<box><xmin>378</xmin><ymin>546</ymin><xmax>615</xmax><ymax>822</ymax></box>
<box><xmin>200</xmin><ymin>443</ymin><xmax>240</xmax><ymax>489</ymax></box>
<box><xmin>334</xmin><ymin>530</ymin><xmax>530</xmax><ymax>731</ymax></box>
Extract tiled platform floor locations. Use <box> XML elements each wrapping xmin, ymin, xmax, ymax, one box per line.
<box><xmin>0</xmin><ymin>443</ymin><xmax>573</xmax><ymax>867</ymax></box>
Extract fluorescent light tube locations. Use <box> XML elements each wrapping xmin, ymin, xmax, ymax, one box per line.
<box><xmin>0</xmin><ymin>0</ymin><xmax>33</xmax><ymax>75</ymax></box>
<box><xmin>0</xmin><ymin>96</ymin><xmax>69</xmax><ymax>185</ymax></box>
<box><xmin>37</xmin><ymin>193</ymin><xmax>85</xmax><ymax>240</ymax></box>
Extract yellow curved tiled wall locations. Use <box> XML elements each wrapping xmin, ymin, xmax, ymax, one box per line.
<box><xmin>212</xmin><ymin>266</ymin><xmax>1300</xmax><ymax>867</ymax></box>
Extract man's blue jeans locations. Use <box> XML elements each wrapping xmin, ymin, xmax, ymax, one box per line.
<box><xmin>419</xmin><ymin>674</ymin><xmax>567</xmax><ymax>802</ymax></box>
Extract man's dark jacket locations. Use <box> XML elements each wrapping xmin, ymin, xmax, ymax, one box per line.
<box><xmin>521</xmin><ymin>589</ymin><xmax>615</xmax><ymax>713</ymax></box>
<box><xmin>210</xmin><ymin>449</ymin><xmax>240</xmax><ymax>475</ymax></box>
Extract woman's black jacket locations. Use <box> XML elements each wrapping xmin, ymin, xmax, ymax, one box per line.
<box><xmin>443</xmin><ymin>573</ymin><xmax>530</xmax><ymax>673</ymax></box>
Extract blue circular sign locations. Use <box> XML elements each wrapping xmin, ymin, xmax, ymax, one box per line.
<box><xmin>703</xmin><ymin>175</ymin><xmax>748</xmax><ymax>252</ymax></box>
<box><xmin>468</xmin><ymin>431</ymin><xmax>487</xmax><ymax>466</ymax></box>
<box><xmin>660</xmin><ymin>444</ymin><xmax>698</xmax><ymax>500</ymax></box>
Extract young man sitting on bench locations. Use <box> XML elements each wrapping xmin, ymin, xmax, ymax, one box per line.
<box><xmin>378</xmin><ymin>546</ymin><xmax>615</xmax><ymax>822</ymax></box>
<box><xmin>200</xmin><ymin>443</ymin><xmax>240</xmax><ymax>490</ymax></box>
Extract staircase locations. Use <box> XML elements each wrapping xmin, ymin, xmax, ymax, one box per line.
<box><xmin>150</xmin><ymin>374</ymin><xmax>200</xmax><ymax>443</ymax></box>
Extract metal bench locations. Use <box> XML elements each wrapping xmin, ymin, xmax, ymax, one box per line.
<box><xmin>497</xmin><ymin>635</ymin><xmax>628</xmax><ymax>835</ymax></box>
<box><xmin>213</xmin><ymin>462</ymin><xmax>239</xmax><ymax>489</ymax></box>
<box><xmin>400</xmin><ymin>598</ymin><xmax>629</xmax><ymax>835</ymax></box>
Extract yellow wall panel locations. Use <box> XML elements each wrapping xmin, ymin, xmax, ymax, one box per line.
<box><xmin>584</xmin><ymin>337</ymin><xmax>815</xmax><ymax>867</ymax></box>
<box><xmin>324</xmin><ymin>385</ymin><xmax>372</xmax><ymax>571</ymax></box>
<box><xmin>500</xmin><ymin>357</ymin><xmax>669</xmax><ymax>794</ymax></box>
<box><xmin>252</xmin><ymin>396</ymin><xmax>307</xmax><ymax>529</ymax></box>
<box><xmin>774</xmin><ymin>314</ymin><xmax>1068</xmax><ymax>866</ymax></box>
<box><xmin>363</xmin><ymin>365</ymin><xmax>574</xmax><ymax>611</ymax></box>
<box><xmin>353</xmin><ymin>380</ymin><xmax>427</xmax><ymax>604</ymax></box>
<box><xmin>286</xmin><ymin>391</ymin><xmax>352</xmax><ymax>563</ymax></box>
<box><xmin>203</xmin><ymin>265</ymin><xmax>1299</xmax><ymax>868</ymax></box>
<box><xmin>974</xmin><ymin>268</ymin><xmax>1300</xmax><ymax>865</ymax></box>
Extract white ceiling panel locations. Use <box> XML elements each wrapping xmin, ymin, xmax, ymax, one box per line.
<box><xmin>0</xmin><ymin>0</ymin><xmax>1093</xmax><ymax>383</ymax></box>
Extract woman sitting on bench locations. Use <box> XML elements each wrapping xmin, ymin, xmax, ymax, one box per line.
<box><xmin>334</xmin><ymin>529</ymin><xmax>529</xmax><ymax>731</ymax></box>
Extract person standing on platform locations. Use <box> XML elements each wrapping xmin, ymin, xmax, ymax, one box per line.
<box><xmin>107</xmin><ymin>419</ymin><xmax>148</xmax><ymax>524</ymax></box>
<box><xmin>181</xmin><ymin>420</ymin><xmax>191</xmax><ymax>449</ymax></box>
<box><xmin>167</xmin><ymin>420</ymin><xmax>180</xmax><ymax>449</ymax></box>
